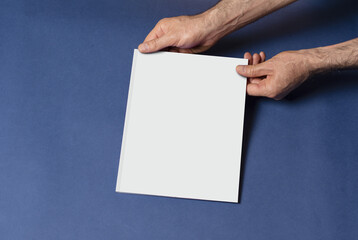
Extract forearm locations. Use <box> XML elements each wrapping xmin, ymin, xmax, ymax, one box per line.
<box><xmin>303</xmin><ymin>38</ymin><xmax>358</xmax><ymax>74</ymax></box>
<box><xmin>200</xmin><ymin>0</ymin><xmax>297</xmax><ymax>40</ymax></box>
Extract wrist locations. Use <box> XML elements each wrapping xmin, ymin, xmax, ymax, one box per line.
<box><xmin>200</xmin><ymin>0</ymin><xmax>297</xmax><ymax>42</ymax></box>
<box><xmin>198</xmin><ymin>1</ymin><xmax>247</xmax><ymax>42</ymax></box>
<box><xmin>299</xmin><ymin>44</ymin><xmax>349</xmax><ymax>75</ymax></box>
<box><xmin>298</xmin><ymin>48</ymin><xmax>331</xmax><ymax>75</ymax></box>
<box><xmin>197</xmin><ymin>9</ymin><xmax>235</xmax><ymax>42</ymax></box>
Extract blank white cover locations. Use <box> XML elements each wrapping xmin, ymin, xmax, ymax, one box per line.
<box><xmin>116</xmin><ymin>49</ymin><xmax>247</xmax><ymax>203</ymax></box>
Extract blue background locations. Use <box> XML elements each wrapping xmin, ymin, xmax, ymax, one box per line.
<box><xmin>1</xmin><ymin>0</ymin><xmax>357</xmax><ymax>239</ymax></box>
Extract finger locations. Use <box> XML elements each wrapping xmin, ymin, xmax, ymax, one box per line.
<box><xmin>143</xmin><ymin>21</ymin><xmax>165</xmax><ymax>43</ymax></box>
<box><xmin>139</xmin><ymin>36</ymin><xmax>172</xmax><ymax>53</ymax></box>
<box><xmin>246</xmin><ymin>81</ymin><xmax>267</xmax><ymax>97</ymax></box>
<box><xmin>249</xmin><ymin>78</ymin><xmax>262</xmax><ymax>84</ymax></box>
<box><xmin>244</xmin><ymin>52</ymin><xmax>252</xmax><ymax>65</ymax></box>
<box><xmin>139</xmin><ymin>22</ymin><xmax>166</xmax><ymax>53</ymax></box>
<box><xmin>143</xmin><ymin>30</ymin><xmax>159</xmax><ymax>43</ymax></box>
<box><xmin>259</xmin><ymin>51</ymin><xmax>266</xmax><ymax>62</ymax></box>
<box><xmin>253</xmin><ymin>53</ymin><xmax>260</xmax><ymax>65</ymax></box>
<box><xmin>236</xmin><ymin>62</ymin><xmax>269</xmax><ymax>78</ymax></box>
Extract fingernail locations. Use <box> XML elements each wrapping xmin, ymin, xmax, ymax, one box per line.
<box><xmin>139</xmin><ymin>43</ymin><xmax>149</xmax><ymax>52</ymax></box>
<box><xmin>237</xmin><ymin>65</ymin><xmax>245</xmax><ymax>73</ymax></box>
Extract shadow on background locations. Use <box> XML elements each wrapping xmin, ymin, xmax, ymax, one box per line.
<box><xmin>204</xmin><ymin>0</ymin><xmax>358</xmax><ymax>202</ymax></box>
<box><xmin>236</xmin><ymin>72</ymin><xmax>358</xmax><ymax>203</ymax></box>
<box><xmin>287</xmin><ymin>70</ymin><xmax>358</xmax><ymax>101</ymax></box>
<box><xmin>238</xmin><ymin>96</ymin><xmax>260</xmax><ymax>203</ymax></box>
<box><xmin>236</xmin><ymin>71</ymin><xmax>358</xmax><ymax>203</ymax></box>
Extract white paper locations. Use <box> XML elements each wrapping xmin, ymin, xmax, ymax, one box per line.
<box><xmin>116</xmin><ymin>49</ymin><xmax>248</xmax><ymax>203</ymax></box>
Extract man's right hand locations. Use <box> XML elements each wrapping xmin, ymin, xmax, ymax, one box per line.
<box><xmin>138</xmin><ymin>15</ymin><xmax>219</xmax><ymax>54</ymax></box>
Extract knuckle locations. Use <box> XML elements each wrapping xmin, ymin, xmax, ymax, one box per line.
<box><xmin>158</xmin><ymin>18</ymin><xmax>169</xmax><ymax>27</ymax></box>
<box><xmin>158</xmin><ymin>18</ymin><xmax>168</xmax><ymax>23</ymax></box>
<box><xmin>148</xmin><ymin>39</ymin><xmax>157</xmax><ymax>48</ymax></box>
<box><xmin>247</xmin><ymin>67</ymin><xmax>255</xmax><ymax>75</ymax></box>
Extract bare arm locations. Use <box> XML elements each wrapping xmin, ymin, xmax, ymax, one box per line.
<box><xmin>237</xmin><ymin>38</ymin><xmax>358</xmax><ymax>100</ymax></box>
<box><xmin>139</xmin><ymin>0</ymin><xmax>297</xmax><ymax>53</ymax></box>
<box><xmin>202</xmin><ymin>0</ymin><xmax>297</xmax><ymax>43</ymax></box>
<box><xmin>308</xmin><ymin>38</ymin><xmax>358</xmax><ymax>72</ymax></box>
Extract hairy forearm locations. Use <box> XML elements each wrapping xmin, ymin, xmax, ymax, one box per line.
<box><xmin>303</xmin><ymin>38</ymin><xmax>358</xmax><ymax>74</ymax></box>
<box><xmin>200</xmin><ymin>0</ymin><xmax>297</xmax><ymax>40</ymax></box>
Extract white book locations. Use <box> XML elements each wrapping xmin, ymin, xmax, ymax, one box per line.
<box><xmin>116</xmin><ymin>49</ymin><xmax>248</xmax><ymax>203</ymax></box>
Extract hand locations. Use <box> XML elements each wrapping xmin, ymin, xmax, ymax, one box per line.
<box><xmin>237</xmin><ymin>51</ymin><xmax>312</xmax><ymax>100</ymax></box>
<box><xmin>138</xmin><ymin>15</ymin><xmax>219</xmax><ymax>54</ymax></box>
<box><xmin>137</xmin><ymin>0</ymin><xmax>298</xmax><ymax>54</ymax></box>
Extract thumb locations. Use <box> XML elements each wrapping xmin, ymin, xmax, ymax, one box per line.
<box><xmin>138</xmin><ymin>36</ymin><xmax>171</xmax><ymax>53</ymax></box>
<box><xmin>236</xmin><ymin>62</ymin><xmax>268</xmax><ymax>78</ymax></box>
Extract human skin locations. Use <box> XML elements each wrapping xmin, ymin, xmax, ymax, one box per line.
<box><xmin>239</xmin><ymin>38</ymin><xmax>358</xmax><ymax>100</ymax></box>
<box><xmin>138</xmin><ymin>0</ymin><xmax>358</xmax><ymax>99</ymax></box>
<box><xmin>138</xmin><ymin>0</ymin><xmax>296</xmax><ymax>54</ymax></box>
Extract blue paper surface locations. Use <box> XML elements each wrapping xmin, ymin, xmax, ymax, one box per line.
<box><xmin>0</xmin><ymin>0</ymin><xmax>357</xmax><ymax>239</ymax></box>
